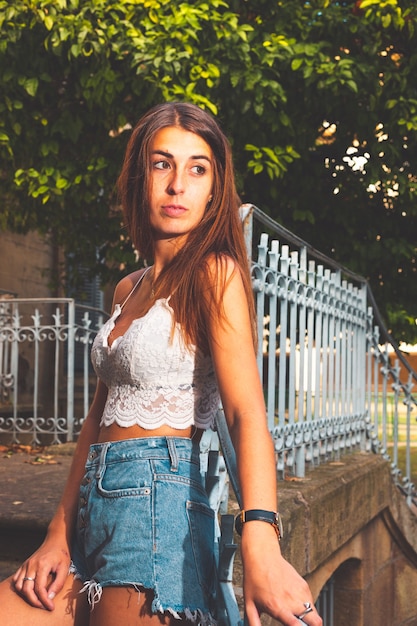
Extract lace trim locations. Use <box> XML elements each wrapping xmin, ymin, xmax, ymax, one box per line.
<box><xmin>100</xmin><ymin>381</ymin><xmax>218</xmax><ymax>429</ymax></box>
<box><xmin>92</xmin><ymin>297</ymin><xmax>219</xmax><ymax>430</ymax></box>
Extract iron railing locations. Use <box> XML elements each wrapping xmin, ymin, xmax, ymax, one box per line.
<box><xmin>241</xmin><ymin>204</ymin><xmax>417</xmax><ymax>508</ymax></box>
<box><xmin>0</xmin><ymin>297</ymin><xmax>107</xmax><ymax>445</ymax></box>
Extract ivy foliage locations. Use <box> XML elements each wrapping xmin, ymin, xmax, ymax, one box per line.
<box><xmin>0</xmin><ymin>0</ymin><xmax>416</xmax><ymax>341</ymax></box>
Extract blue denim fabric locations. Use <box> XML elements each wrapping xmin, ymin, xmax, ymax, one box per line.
<box><xmin>71</xmin><ymin>437</ymin><xmax>217</xmax><ymax>619</ymax></box>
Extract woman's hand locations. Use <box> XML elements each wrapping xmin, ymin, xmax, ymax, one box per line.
<box><xmin>12</xmin><ymin>530</ymin><xmax>72</xmax><ymax>610</ymax></box>
<box><xmin>241</xmin><ymin>522</ymin><xmax>322</xmax><ymax>626</ymax></box>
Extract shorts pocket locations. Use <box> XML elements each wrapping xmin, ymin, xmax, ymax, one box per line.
<box><xmin>96</xmin><ymin>460</ymin><xmax>152</xmax><ymax>498</ymax></box>
<box><xmin>187</xmin><ymin>500</ymin><xmax>216</xmax><ymax>596</ymax></box>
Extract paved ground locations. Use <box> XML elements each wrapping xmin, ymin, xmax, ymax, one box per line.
<box><xmin>0</xmin><ymin>443</ymin><xmax>74</xmax><ymax>580</ymax></box>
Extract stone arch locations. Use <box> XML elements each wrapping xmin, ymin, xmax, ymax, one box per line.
<box><xmin>314</xmin><ymin>557</ymin><xmax>363</xmax><ymax>626</ymax></box>
<box><xmin>332</xmin><ymin>557</ymin><xmax>363</xmax><ymax>626</ymax></box>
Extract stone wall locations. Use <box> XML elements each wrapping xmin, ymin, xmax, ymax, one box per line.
<box><xmin>267</xmin><ymin>453</ymin><xmax>417</xmax><ymax>626</ymax></box>
<box><xmin>0</xmin><ymin>231</ymin><xmax>56</xmax><ymax>298</ymax></box>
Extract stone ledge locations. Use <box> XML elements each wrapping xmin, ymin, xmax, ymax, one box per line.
<box><xmin>382</xmin><ymin>481</ymin><xmax>417</xmax><ymax>567</ymax></box>
<box><xmin>275</xmin><ymin>451</ymin><xmax>402</xmax><ymax>575</ymax></box>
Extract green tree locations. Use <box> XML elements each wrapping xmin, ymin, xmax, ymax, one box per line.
<box><xmin>0</xmin><ymin>0</ymin><xmax>416</xmax><ymax>341</ymax></box>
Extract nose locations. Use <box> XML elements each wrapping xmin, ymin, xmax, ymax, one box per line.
<box><xmin>166</xmin><ymin>169</ymin><xmax>185</xmax><ymax>196</ymax></box>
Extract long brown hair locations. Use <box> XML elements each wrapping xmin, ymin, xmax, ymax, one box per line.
<box><xmin>117</xmin><ymin>102</ymin><xmax>256</xmax><ymax>351</ymax></box>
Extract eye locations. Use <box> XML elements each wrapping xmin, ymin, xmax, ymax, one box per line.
<box><xmin>153</xmin><ymin>160</ymin><xmax>171</xmax><ymax>170</ymax></box>
<box><xmin>191</xmin><ymin>164</ymin><xmax>206</xmax><ymax>175</ymax></box>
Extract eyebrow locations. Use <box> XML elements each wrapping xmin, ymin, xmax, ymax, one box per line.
<box><xmin>152</xmin><ymin>149</ymin><xmax>212</xmax><ymax>163</ymax></box>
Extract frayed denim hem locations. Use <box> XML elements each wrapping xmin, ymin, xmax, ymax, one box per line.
<box><xmin>152</xmin><ymin>595</ymin><xmax>217</xmax><ymax>625</ymax></box>
<box><xmin>69</xmin><ymin>562</ymin><xmax>217</xmax><ymax>625</ymax></box>
<box><xmin>68</xmin><ymin>561</ymin><xmax>81</xmax><ymax>582</ymax></box>
<box><xmin>69</xmin><ymin>562</ymin><xmax>104</xmax><ymax>610</ymax></box>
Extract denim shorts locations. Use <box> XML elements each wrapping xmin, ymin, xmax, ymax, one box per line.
<box><xmin>71</xmin><ymin>436</ymin><xmax>217</xmax><ymax>622</ymax></box>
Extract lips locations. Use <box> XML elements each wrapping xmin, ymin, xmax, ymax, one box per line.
<box><xmin>161</xmin><ymin>204</ymin><xmax>187</xmax><ymax>217</ymax></box>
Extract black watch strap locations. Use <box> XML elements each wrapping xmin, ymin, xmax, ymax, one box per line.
<box><xmin>235</xmin><ymin>509</ymin><xmax>283</xmax><ymax>541</ymax></box>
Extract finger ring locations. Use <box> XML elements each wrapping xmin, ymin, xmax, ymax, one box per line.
<box><xmin>23</xmin><ymin>576</ymin><xmax>36</xmax><ymax>582</ymax></box>
<box><xmin>298</xmin><ymin>602</ymin><xmax>313</xmax><ymax>619</ymax></box>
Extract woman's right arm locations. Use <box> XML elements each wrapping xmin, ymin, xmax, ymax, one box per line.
<box><xmin>12</xmin><ymin>275</ymin><xmax>136</xmax><ymax>611</ymax></box>
<box><xmin>12</xmin><ymin>378</ymin><xmax>108</xmax><ymax>611</ymax></box>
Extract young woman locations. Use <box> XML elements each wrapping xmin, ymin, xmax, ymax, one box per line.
<box><xmin>0</xmin><ymin>102</ymin><xmax>322</xmax><ymax>626</ymax></box>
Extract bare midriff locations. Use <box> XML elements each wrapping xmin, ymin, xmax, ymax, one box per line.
<box><xmin>98</xmin><ymin>423</ymin><xmax>202</xmax><ymax>443</ymax></box>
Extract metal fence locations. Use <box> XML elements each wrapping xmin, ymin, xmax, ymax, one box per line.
<box><xmin>0</xmin><ymin>297</ymin><xmax>107</xmax><ymax>445</ymax></box>
<box><xmin>0</xmin><ymin>205</ymin><xmax>416</xmax><ymax>509</ymax></box>
<box><xmin>241</xmin><ymin>204</ymin><xmax>416</xmax><ymax>508</ymax></box>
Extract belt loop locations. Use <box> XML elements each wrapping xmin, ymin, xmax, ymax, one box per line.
<box><xmin>166</xmin><ymin>437</ymin><xmax>179</xmax><ymax>472</ymax></box>
<box><xmin>97</xmin><ymin>442</ymin><xmax>110</xmax><ymax>479</ymax></box>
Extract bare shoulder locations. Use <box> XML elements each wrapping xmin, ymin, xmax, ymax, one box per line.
<box><xmin>112</xmin><ymin>268</ymin><xmax>149</xmax><ymax>308</ymax></box>
<box><xmin>204</xmin><ymin>252</ymin><xmax>238</xmax><ymax>274</ymax></box>
<box><xmin>201</xmin><ymin>254</ymin><xmax>249</xmax><ymax>328</ymax></box>
<box><xmin>203</xmin><ymin>253</ymin><xmax>242</xmax><ymax>292</ymax></box>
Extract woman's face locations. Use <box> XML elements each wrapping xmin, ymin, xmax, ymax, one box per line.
<box><xmin>148</xmin><ymin>126</ymin><xmax>214</xmax><ymax>246</ymax></box>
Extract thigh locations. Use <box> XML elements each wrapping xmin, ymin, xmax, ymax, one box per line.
<box><xmin>89</xmin><ymin>587</ymin><xmax>195</xmax><ymax>626</ymax></box>
<box><xmin>0</xmin><ymin>573</ymin><xmax>89</xmax><ymax>626</ymax></box>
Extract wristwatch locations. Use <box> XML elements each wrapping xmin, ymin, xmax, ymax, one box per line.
<box><xmin>235</xmin><ymin>509</ymin><xmax>283</xmax><ymax>541</ymax></box>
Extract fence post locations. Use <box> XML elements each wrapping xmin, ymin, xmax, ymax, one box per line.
<box><xmin>67</xmin><ymin>299</ymin><xmax>75</xmax><ymax>441</ymax></box>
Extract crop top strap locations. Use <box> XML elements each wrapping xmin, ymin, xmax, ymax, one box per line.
<box><xmin>119</xmin><ymin>267</ymin><xmax>152</xmax><ymax>310</ymax></box>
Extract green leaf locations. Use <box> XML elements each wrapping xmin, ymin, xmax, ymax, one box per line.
<box><xmin>347</xmin><ymin>80</ymin><xmax>358</xmax><ymax>93</ymax></box>
<box><xmin>56</xmin><ymin>177</ymin><xmax>69</xmax><ymax>189</ymax></box>
<box><xmin>23</xmin><ymin>78</ymin><xmax>39</xmax><ymax>97</ymax></box>
<box><xmin>44</xmin><ymin>15</ymin><xmax>54</xmax><ymax>31</ymax></box>
<box><xmin>382</xmin><ymin>14</ymin><xmax>392</xmax><ymax>28</ymax></box>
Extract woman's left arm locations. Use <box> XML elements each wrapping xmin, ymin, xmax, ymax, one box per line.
<box><xmin>206</xmin><ymin>258</ymin><xmax>322</xmax><ymax>626</ymax></box>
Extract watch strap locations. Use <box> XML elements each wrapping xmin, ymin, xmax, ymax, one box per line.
<box><xmin>235</xmin><ymin>509</ymin><xmax>283</xmax><ymax>540</ymax></box>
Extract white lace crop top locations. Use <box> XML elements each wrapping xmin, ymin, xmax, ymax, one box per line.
<box><xmin>91</xmin><ymin>271</ymin><xmax>220</xmax><ymax>430</ymax></box>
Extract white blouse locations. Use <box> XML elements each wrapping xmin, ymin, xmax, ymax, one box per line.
<box><xmin>91</xmin><ymin>274</ymin><xmax>220</xmax><ymax>430</ymax></box>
